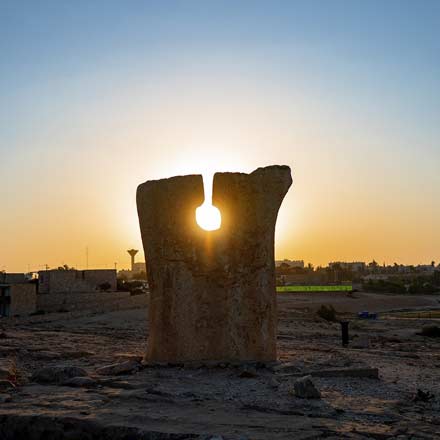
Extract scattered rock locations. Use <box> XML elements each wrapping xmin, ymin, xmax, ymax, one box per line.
<box><xmin>269</xmin><ymin>377</ymin><xmax>280</xmax><ymax>388</ymax></box>
<box><xmin>238</xmin><ymin>365</ymin><xmax>257</xmax><ymax>378</ymax></box>
<box><xmin>278</xmin><ymin>367</ymin><xmax>380</xmax><ymax>379</ymax></box>
<box><xmin>62</xmin><ymin>350</ymin><xmax>96</xmax><ymax>359</ymax></box>
<box><xmin>31</xmin><ymin>366</ymin><xmax>88</xmax><ymax>384</ymax></box>
<box><xmin>272</xmin><ymin>361</ymin><xmax>300</xmax><ymax>374</ymax></box>
<box><xmin>0</xmin><ymin>394</ymin><xmax>11</xmax><ymax>404</ymax></box>
<box><xmin>95</xmin><ymin>360</ymin><xmax>141</xmax><ymax>376</ymax></box>
<box><xmin>62</xmin><ymin>377</ymin><xmax>97</xmax><ymax>388</ymax></box>
<box><xmin>98</xmin><ymin>379</ymin><xmax>136</xmax><ymax>389</ymax></box>
<box><xmin>141</xmin><ymin>361</ymin><xmax>169</xmax><ymax>368</ymax></box>
<box><xmin>316</xmin><ymin>304</ymin><xmax>337</xmax><ymax>322</ymax></box>
<box><xmin>0</xmin><ymin>358</ymin><xmax>16</xmax><ymax>381</ymax></box>
<box><xmin>145</xmin><ymin>387</ymin><xmax>174</xmax><ymax>398</ymax></box>
<box><xmin>351</xmin><ymin>334</ymin><xmax>370</xmax><ymax>349</ymax></box>
<box><xmin>292</xmin><ymin>375</ymin><xmax>321</xmax><ymax>399</ymax></box>
<box><xmin>33</xmin><ymin>350</ymin><xmax>62</xmax><ymax>360</ymax></box>
<box><xmin>0</xmin><ymin>414</ymin><xmax>200</xmax><ymax>438</ymax></box>
<box><xmin>0</xmin><ymin>347</ymin><xmax>17</xmax><ymax>356</ymax></box>
<box><xmin>0</xmin><ymin>380</ymin><xmax>16</xmax><ymax>392</ymax></box>
<box><xmin>265</xmin><ymin>360</ymin><xmax>281</xmax><ymax>370</ymax></box>
<box><xmin>412</xmin><ymin>389</ymin><xmax>435</xmax><ymax>402</ymax></box>
<box><xmin>418</xmin><ymin>325</ymin><xmax>440</xmax><ymax>338</ymax></box>
<box><xmin>183</xmin><ymin>361</ymin><xmax>204</xmax><ymax>369</ymax></box>
<box><xmin>114</xmin><ymin>353</ymin><xmax>143</xmax><ymax>363</ymax></box>
<box><xmin>313</xmin><ymin>367</ymin><xmax>379</xmax><ymax>379</ymax></box>
<box><xmin>203</xmin><ymin>361</ymin><xmax>225</xmax><ymax>369</ymax></box>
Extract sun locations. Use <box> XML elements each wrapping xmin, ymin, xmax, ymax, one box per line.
<box><xmin>196</xmin><ymin>202</ymin><xmax>221</xmax><ymax>231</ymax></box>
<box><xmin>195</xmin><ymin>171</ymin><xmax>222</xmax><ymax>231</ymax></box>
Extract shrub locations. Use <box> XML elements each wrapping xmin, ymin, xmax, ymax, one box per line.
<box><xmin>419</xmin><ymin>325</ymin><xmax>440</xmax><ymax>338</ymax></box>
<box><xmin>408</xmin><ymin>281</ymin><xmax>439</xmax><ymax>295</ymax></box>
<box><xmin>362</xmin><ymin>279</ymin><xmax>406</xmax><ymax>294</ymax></box>
<box><xmin>98</xmin><ymin>282</ymin><xmax>112</xmax><ymax>292</ymax></box>
<box><xmin>316</xmin><ymin>304</ymin><xmax>337</xmax><ymax>322</ymax></box>
<box><xmin>120</xmin><ymin>280</ymin><xmax>147</xmax><ymax>293</ymax></box>
<box><xmin>130</xmin><ymin>288</ymin><xmax>145</xmax><ymax>296</ymax></box>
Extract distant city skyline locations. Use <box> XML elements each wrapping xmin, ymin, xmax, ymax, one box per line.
<box><xmin>1</xmin><ymin>1</ymin><xmax>440</xmax><ymax>272</ymax></box>
<box><xmin>2</xmin><ymin>253</ymin><xmax>438</xmax><ymax>275</ymax></box>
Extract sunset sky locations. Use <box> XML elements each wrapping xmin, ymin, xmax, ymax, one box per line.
<box><xmin>1</xmin><ymin>1</ymin><xmax>439</xmax><ymax>272</ymax></box>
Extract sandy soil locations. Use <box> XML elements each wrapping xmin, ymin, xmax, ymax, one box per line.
<box><xmin>1</xmin><ymin>292</ymin><xmax>440</xmax><ymax>439</ymax></box>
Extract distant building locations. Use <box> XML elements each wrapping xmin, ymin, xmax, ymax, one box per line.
<box><xmin>329</xmin><ymin>262</ymin><xmax>366</xmax><ymax>272</ymax></box>
<box><xmin>362</xmin><ymin>274</ymin><xmax>389</xmax><ymax>281</ymax></box>
<box><xmin>417</xmin><ymin>264</ymin><xmax>436</xmax><ymax>273</ymax></box>
<box><xmin>0</xmin><ymin>273</ymin><xmax>28</xmax><ymax>284</ymax></box>
<box><xmin>121</xmin><ymin>249</ymin><xmax>147</xmax><ymax>279</ymax></box>
<box><xmin>275</xmin><ymin>259</ymin><xmax>305</xmax><ymax>269</ymax></box>
<box><xmin>132</xmin><ymin>262</ymin><xmax>147</xmax><ymax>274</ymax></box>
<box><xmin>0</xmin><ymin>275</ymin><xmax>36</xmax><ymax>317</ymax></box>
<box><xmin>38</xmin><ymin>269</ymin><xmax>117</xmax><ymax>294</ymax></box>
<box><xmin>279</xmin><ymin>272</ymin><xmax>327</xmax><ymax>285</ymax></box>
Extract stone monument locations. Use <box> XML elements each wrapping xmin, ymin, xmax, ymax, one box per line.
<box><xmin>137</xmin><ymin>165</ymin><xmax>292</xmax><ymax>363</ymax></box>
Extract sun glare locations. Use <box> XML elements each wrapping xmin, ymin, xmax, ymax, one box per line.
<box><xmin>195</xmin><ymin>172</ymin><xmax>221</xmax><ymax>231</ymax></box>
<box><xmin>196</xmin><ymin>202</ymin><xmax>221</xmax><ymax>231</ymax></box>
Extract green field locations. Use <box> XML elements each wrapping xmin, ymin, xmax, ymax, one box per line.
<box><xmin>385</xmin><ymin>310</ymin><xmax>440</xmax><ymax>319</ymax></box>
<box><xmin>276</xmin><ymin>285</ymin><xmax>352</xmax><ymax>293</ymax></box>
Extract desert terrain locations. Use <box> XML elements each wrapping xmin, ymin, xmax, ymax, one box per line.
<box><xmin>1</xmin><ymin>291</ymin><xmax>440</xmax><ymax>439</ymax></box>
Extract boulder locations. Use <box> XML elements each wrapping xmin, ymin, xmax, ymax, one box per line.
<box><xmin>31</xmin><ymin>366</ymin><xmax>88</xmax><ymax>384</ymax></box>
<box><xmin>292</xmin><ymin>375</ymin><xmax>321</xmax><ymax>399</ymax></box>
<box><xmin>137</xmin><ymin>165</ymin><xmax>292</xmax><ymax>363</ymax></box>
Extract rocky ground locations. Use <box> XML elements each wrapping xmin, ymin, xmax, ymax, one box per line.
<box><xmin>1</xmin><ymin>292</ymin><xmax>440</xmax><ymax>439</ymax></box>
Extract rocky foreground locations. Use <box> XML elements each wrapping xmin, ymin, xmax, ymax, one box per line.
<box><xmin>1</xmin><ymin>293</ymin><xmax>440</xmax><ymax>439</ymax></box>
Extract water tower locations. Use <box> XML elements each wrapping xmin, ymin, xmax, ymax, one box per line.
<box><xmin>127</xmin><ymin>249</ymin><xmax>138</xmax><ymax>272</ymax></box>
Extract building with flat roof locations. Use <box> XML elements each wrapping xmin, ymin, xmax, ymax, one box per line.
<box><xmin>329</xmin><ymin>262</ymin><xmax>366</xmax><ymax>272</ymax></box>
<box><xmin>0</xmin><ymin>276</ymin><xmax>37</xmax><ymax>317</ymax></box>
<box><xmin>0</xmin><ymin>273</ymin><xmax>28</xmax><ymax>284</ymax></box>
<box><xmin>38</xmin><ymin>269</ymin><xmax>117</xmax><ymax>294</ymax></box>
<box><xmin>275</xmin><ymin>259</ymin><xmax>305</xmax><ymax>269</ymax></box>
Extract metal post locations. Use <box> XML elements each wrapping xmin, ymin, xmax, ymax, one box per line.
<box><xmin>340</xmin><ymin>320</ymin><xmax>349</xmax><ymax>347</ymax></box>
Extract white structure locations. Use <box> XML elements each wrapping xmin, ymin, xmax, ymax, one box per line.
<box><xmin>329</xmin><ymin>262</ymin><xmax>366</xmax><ymax>272</ymax></box>
<box><xmin>275</xmin><ymin>259</ymin><xmax>305</xmax><ymax>269</ymax></box>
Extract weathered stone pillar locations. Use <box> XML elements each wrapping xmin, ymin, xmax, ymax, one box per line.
<box><xmin>137</xmin><ymin>165</ymin><xmax>292</xmax><ymax>363</ymax></box>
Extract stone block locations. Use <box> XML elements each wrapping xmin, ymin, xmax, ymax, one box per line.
<box><xmin>137</xmin><ymin>165</ymin><xmax>292</xmax><ymax>363</ymax></box>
